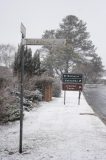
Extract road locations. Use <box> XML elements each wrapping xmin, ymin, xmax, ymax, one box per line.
<box><xmin>83</xmin><ymin>84</ymin><xmax>106</xmax><ymax>125</ymax></box>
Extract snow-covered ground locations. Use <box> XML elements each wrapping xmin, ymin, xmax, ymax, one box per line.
<box><xmin>0</xmin><ymin>91</ymin><xmax>106</xmax><ymax>160</ymax></box>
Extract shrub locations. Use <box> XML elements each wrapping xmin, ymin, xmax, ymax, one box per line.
<box><xmin>0</xmin><ymin>96</ymin><xmax>4</xmax><ymax>118</ymax></box>
<box><xmin>0</xmin><ymin>88</ymin><xmax>20</xmax><ymax>123</ymax></box>
<box><xmin>52</xmin><ymin>79</ymin><xmax>61</xmax><ymax>97</ymax></box>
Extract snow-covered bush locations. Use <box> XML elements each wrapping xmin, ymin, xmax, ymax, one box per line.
<box><xmin>24</xmin><ymin>75</ymin><xmax>54</xmax><ymax>99</ymax></box>
<box><xmin>0</xmin><ymin>89</ymin><xmax>20</xmax><ymax>123</ymax></box>
<box><xmin>24</xmin><ymin>89</ymin><xmax>42</xmax><ymax>101</ymax></box>
<box><xmin>0</xmin><ymin>95</ymin><xmax>4</xmax><ymax>120</ymax></box>
<box><xmin>52</xmin><ymin>80</ymin><xmax>61</xmax><ymax>97</ymax></box>
<box><xmin>24</xmin><ymin>75</ymin><xmax>61</xmax><ymax>99</ymax></box>
<box><xmin>34</xmin><ymin>89</ymin><xmax>42</xmax><ymax>101</ymax></box>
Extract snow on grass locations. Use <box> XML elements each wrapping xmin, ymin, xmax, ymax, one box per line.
<box><xmin>0</xmin><ymin>91</ymin><xmax>106</xmax><ymax>160</ymax></box>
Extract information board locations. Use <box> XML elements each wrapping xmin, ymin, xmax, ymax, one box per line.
<box><xmin>62</xmin><ymin>74</ymin><xmax>82</xmax><ymax>83</ymax></box>
<box><xmin>62</xmin><ymin>73</ymin><xmax>83</xmax><ymax>91</ymax></box>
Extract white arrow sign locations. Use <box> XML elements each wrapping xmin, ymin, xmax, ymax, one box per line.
<box><xmin>25</xmin><ymin>38</ymin><xmax>66</xmax><ymax>46</ymax></box>
<box><xmin>20</xmin><ymin>23</ymin><xmax>26</xmax><ymax>38</ymax></box>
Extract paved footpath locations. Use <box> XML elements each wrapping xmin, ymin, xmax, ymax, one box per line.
<box><xmin>0</xmin><ymin>91</ymin><xmax>106</xmax><ymax>160</ymax></box>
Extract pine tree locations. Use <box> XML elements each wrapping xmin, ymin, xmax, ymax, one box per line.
<box><xmin>32</xmin><ymin>50</ymin><xmax>41</xmax><ymax>76</ymax></box>
<box><xmin>24</xmin><ymin>47</ymin><xmax>32</xmax><ymax>77</ymax></box>
<box><xmin>13</xmin><ymin>45</ymin><xmax>33</xmax><ymax>78</ymax></box>
<box><xmin>13</xmin><ymin>45</ymin><xmax>22</xmax><ymax>77</ymax></box>
<box><xmin>41</xmin><ymin>15</ymin><xmax>103</xmax><ymax>80</ymax></box>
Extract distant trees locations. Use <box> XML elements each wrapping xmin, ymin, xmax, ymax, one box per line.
<box><xmin>73</xmin><ymin>53</ymin><xmax>103</xmax><ymax>83</ymax></box>
<box><xmin>0</xmin><ymin>44</ymin><xmax>15</xmax><ymax>68</ymax></box>
<box><xmin>41</xmin><ymin>15</ymin><xmax>103</xmax><ymax>82</ymax></box>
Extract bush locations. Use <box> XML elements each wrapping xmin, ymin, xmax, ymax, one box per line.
<box><xmin>0</xmin><ymin>88</ymin><xmax>20</xmax><ymax>123</ymax></box>
<box><xmin>24</xmin><ymin>89</ymin><xmax>42</xmax><ymax>101</ymax></box>
<box><xmin>0</xmin><ymin>96</ymin><xmax>4</xmax><ymax>118</ymax></box>
<box><xmin>52</xmin><ymin>80</ymin><xmax>61</xmax><ymax>97</ymax></box>
<box><xmin>0</xmin><ymin>78</ymin><xmax>11</xmax><ymax>89</ymax></box>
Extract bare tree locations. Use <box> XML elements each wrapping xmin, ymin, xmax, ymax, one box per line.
<box><xmin>0</xmin><ymin>44</ymin><xmax>16</xmax><ymax>68</ymax></box>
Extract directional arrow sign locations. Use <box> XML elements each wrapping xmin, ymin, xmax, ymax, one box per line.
<box><xmin>62</xmin><ymin>74</ymin><xmax>83</xmax><ymax>84</ymax></box>
<box><xmin>62</xmin><ymin>83</ymin><xmax>83</xmax><ymax>91</ymax></box>
<box><xmin>20</xmin><ymin>23</ymin><xmax>26</xmax><ymax>38</ymax></box>
<box><xmin>25</xmin><ymin>38</ymin><xmax>66</xmax><ymax>46</ymax></box>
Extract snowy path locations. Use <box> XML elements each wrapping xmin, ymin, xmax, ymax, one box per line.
<box><xmin>0</xmin><ymin>91</ymin><xmax>106</xmax><ymax>160</ymax></box>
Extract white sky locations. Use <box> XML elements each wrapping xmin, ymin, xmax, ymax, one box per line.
<box><xmin>0</xmin><ymin>0</ymin><xmax>106</xmax><ymax>68</ymax></box>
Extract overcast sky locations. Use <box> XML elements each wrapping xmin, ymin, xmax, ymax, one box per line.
<box><xmin>0</xmin><ymin>0</ymin><xmax>106</xmax><ymax>68</ymax></box>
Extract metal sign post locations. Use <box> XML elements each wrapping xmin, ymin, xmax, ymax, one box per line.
<box><xmin>62</xmin><ymin>73</ymin><xmax>83</xmax><ymax>105</ymax></box>
<box><xmin>64</xmin><ymin>91</ymin><xmax>66</xmax><ymax>105</ymax></box>
<box><xmin>78</xmin><ymin>90</ymin><xmax>81</xmax><ymax>105</ymax></box>
<box><xmin>19</xmin><ymin>23</ymin><xmax>26</xmax><ymax>153</ymax></box>
<box><xmin>19</xmin><ymin>23</ymin><xmax>66</xmax><ymax>153</ymax></box>
<box><xmin>21</xmin><ymin>23</ymin><xmax>26</xmax><ymax>38</ymax></box>
<box><xmin>19</xmin><ymin>43</ymin><xmax>24</xmax><ymax>153</ymax></box>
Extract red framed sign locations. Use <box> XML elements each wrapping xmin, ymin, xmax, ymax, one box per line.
<box><xmin>62</xmin><ymin>83</ymin><xmax>83</xmax><ymax>91</ymax></box>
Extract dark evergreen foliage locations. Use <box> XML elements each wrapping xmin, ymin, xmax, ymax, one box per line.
<box><xmin>24</xmin><ymin>47</ymin><xmax>32</xmax><ymax>76</ymax></box>
<box><xmin>32</xmin><ymin>50</ymin><xmax>40</xmax><ymax>75</ymax></box>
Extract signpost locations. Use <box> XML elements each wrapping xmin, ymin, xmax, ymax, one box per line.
<box><xmin>62</xmin><ymin>73</ymin><xmax>83</xmax><ymax>105</ymax></box>
<box><xmin>62</xmin><ymin>74</ymin><xmax>83</xmax><ymax>90</ymax></box>
<box><xmin>21</xmin><ymin>23</ymin><xmax>26</xmax><ymax>38</ymax></box>
<box><xmin>62</xmin><ymin>74</ymin><xmax>82</xmax><ymax>84</ymax></box>
<box><xmin>19</xmin><ymin>23</ymin><xmax>66</xmax><ymax>153</ymax></box>
<box><xmin>25</xmin><ymin>38</ymin><xmax>66</xmax><ymax>46</ymax></box>
<box><xmin>19</xmin><ymin>23</ymin><xmax>26</xmax><ymax>153</ymax></box>
<box><xmin>62</xmin><ymin>83</ymin><xmax>82</xmax><ymax>91</ymax></box>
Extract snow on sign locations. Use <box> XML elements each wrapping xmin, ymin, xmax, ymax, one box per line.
<box><xmin>25</xmin><ymin>38</ymin><xmax>66</xmax><ymax>46</ymax></box>
<box><xmin>20</xmin><ymin>23</ymin><xmax>26</xmax><ymax>38</ymax></box>
<box><xmin>62</xmin><ymin>73</ymin><xmax>83</xmax><ymax>91</ymax></box>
